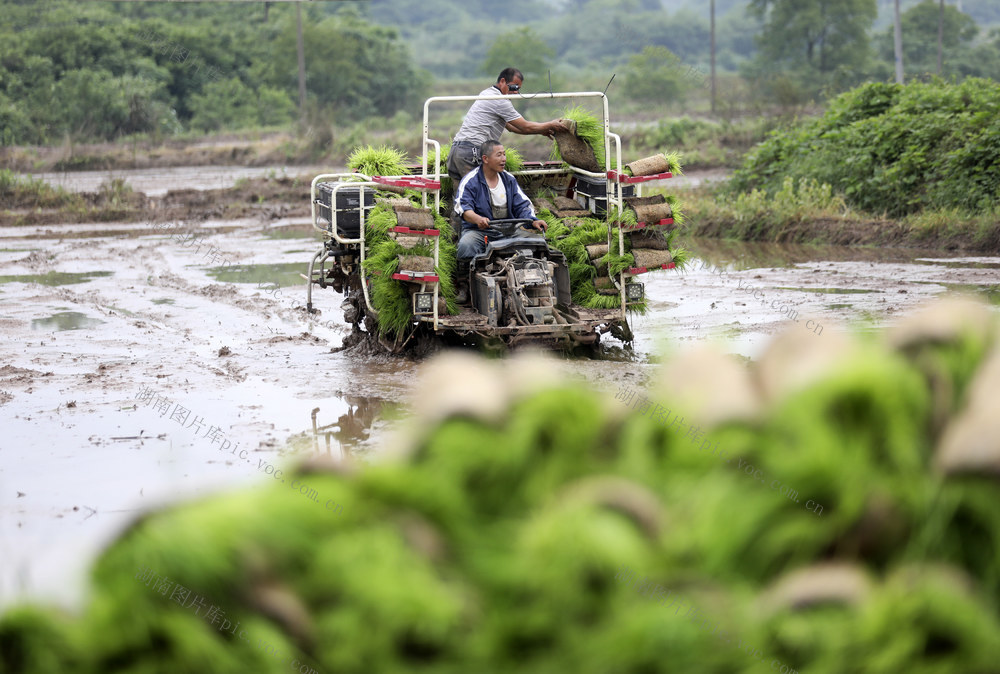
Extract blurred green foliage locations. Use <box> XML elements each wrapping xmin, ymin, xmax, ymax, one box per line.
<box><xmin>479</xmin><ymin>28</ymin><xmax>555</xmax><ymax>84</ymax></box>
<box><xmin>622</xmin><ymin>46</ymin><xmax>691</xmax><ymax>105</ymax></box>
<box><xmin>3</xmin><ymin>300</ymin><xmax>1000</xmax><ymax>672</ymax></box>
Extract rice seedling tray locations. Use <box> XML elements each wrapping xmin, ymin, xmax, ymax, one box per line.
<box><xmin>606</xmin><ymin>170</ymin><xmax>673</xmax><ymax>183</ymax></box>
<box><xmin>392</xmin><ymin>226</ymin><xmax>440</xmax><ymax>236</ymax></box>
<box><xmin>391</xmin><ymin>272</ymin><xmax>440</xmax><ymax>283</ymax></box>
<box><xmin>626</xmin><ymin>262</ymin><xmax>677</xmax><ymax>275</ymax></box>
<box><xmin>617</xmin><ymin>219</ymin><xmax>675</xmax><ymax>231</ymax></box>
<box><xmin>373</xmin><ymin>176</ymin><xmax>441</xmax><ymax>190</ymax></box>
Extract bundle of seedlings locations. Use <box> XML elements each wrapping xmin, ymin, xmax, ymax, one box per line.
<box><xmin>550</xmin><ymin>105</ymin><xmax>606</xmax><ymax>172</ymax></box>
<box><xmin>346</xmin><ymin>144</ymin><xmax>410</xmax><ymax>177</ymax></box>
<box><xmin>360</xmin><ymin>202</ymin><xmax>458</xmax><ymax>339</ymax></box>
<box><xmin>541</xmin><ymin>215</ymin><xmax>637</xmax><ymax>311</ymax></box>
<box><xmin>502</xmin><ymin>146</ymin><xmax>525</xmax><ymax>173</ymax></box>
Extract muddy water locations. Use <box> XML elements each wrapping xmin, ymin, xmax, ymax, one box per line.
<box><xmin>29</xmin><ymin>164</ymin><xmax>338</xmax><ymax>197</ymax></box>
<box><xmin>1</xmin><ymin>214</ymin><xmax>998</xmax><ymax>611</ymax></box>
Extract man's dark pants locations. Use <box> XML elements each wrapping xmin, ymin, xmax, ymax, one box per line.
<box><xmin>446</xmin><ymin>141</ymin><xmax>481</xmax><ymax>237</ymax></box>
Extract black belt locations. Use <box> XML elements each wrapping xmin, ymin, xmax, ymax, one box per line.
<box><xmin>452</xmin><ymin>140</ymin><xmax>477</xmax><ymax>146</ymax></box>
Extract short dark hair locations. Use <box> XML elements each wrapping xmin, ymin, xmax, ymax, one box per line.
<box><xmin>496</xmin><ymin>68</ymin><xmax>523</xmax><ymax>84</ymax></box>
<box><xmin>480</xmin><ymin>139</ymin><xmax>503</xmax><ymax>158</ymax></box>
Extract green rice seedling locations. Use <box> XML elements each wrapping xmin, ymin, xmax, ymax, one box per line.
<box><xmin>5</xmin><ymin>302</ymin><xmax>1000</xmax><ymax>674</ymax></box>
<box><xmin>0</xmin><ymin>605</ymin><xmax>85</xmax><ymax>673</ymax></box>
<box><xmin>537</xmin><ymin>209</ymin><xmax>563</xmax><ymax>235</ymax></box>
<box><xmin>840</xmin><ymin>567</ymin><xmax>1000</xmax><ymax>672</ymax></box>
<box><xmin>359</xmin><ymin>204</ymin><xmax>458</xmax><ymax>337</ymax></box>
<box><xmin>601</xmin><ymin>253</ymin><xmax>636</xmax><ymax>278</ymax></box>
<box><xmin>669</xmin><ymin>246</ymin><xmax>691</xmax><ymax>270</ymax></box>
<box><xmin>347</xmin><ymin>145</ymin><xmax>410</xmax><ymax>177</ymax></box>
<box><xmin>664</xmin><ymin>194</ymin><xmax>686</xmax><ymax>226</ymax></box>
<box><xmin>607</xmin><ymin>206</ymin><xmax>638</xmax><ymax>229</ymax></box>
<box><xmin>662</xmin><ymin>151</ymin><xmax>684</xmax><ymax>176</ymax></box>
<box><xmin>418</xmin><ymin>143</ymin><xmax>449</xmax><ymax>176</ymax></box>
<box><xmin>504</xmin><ymin>146</ymin><xmax>524</xmax><ymax>173</ymax></box>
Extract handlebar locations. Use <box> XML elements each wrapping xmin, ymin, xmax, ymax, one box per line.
<box><xmin>485</xmin><ymin>218</ymin><xmax>539</xmax><ymax>238</ymax></box>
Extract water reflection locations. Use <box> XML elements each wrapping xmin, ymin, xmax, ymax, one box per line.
<box><xmin>309</xmin><ymin>394</ymin><xmax>386</xmax><ymax>460</ymax></box>
<box><xmin>0</xmin><ymin>271</ymin><xmax>113</xmax><ymax>286</ymax></box>
<box><xmin>683</xmin><ymin>237</ymin><xmax>938</xmax><ymax>271</ymax></box>
<box><xmin>31</xmin><ymin>311</ymin><xmax>106</xmax><ymax>331</ymax></box>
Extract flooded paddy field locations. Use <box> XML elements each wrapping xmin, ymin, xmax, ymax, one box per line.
<box><xmin>1</xmin><ymin>180</ymin><xmax>998</xmax><ymax>610</ymax></box>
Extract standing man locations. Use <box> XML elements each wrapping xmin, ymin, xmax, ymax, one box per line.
<box><xmin>446</xmin><ymin>67</ymin><xmax>564</xmax><ymax>187</ymax></box>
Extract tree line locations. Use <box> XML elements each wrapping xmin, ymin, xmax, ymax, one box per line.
<box><xmin>0</xmin><ymin>1</ymin><xmax>427</xmax><ymax>145</ymax></box>
<box><xmin>1</xmin><ymin>0</ymin><xmax>998</xmax><ymax>146</ymax></box>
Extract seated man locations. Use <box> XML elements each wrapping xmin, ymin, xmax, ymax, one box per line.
<box><xmin>453</xmin><ymin>139</ymin><xmax>547</xmax><ymax>262</ymax></box>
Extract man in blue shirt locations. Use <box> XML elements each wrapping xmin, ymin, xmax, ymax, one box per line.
<box><xmin>454</xmin><ymin>139</ymin><xmax>547</xmax><ymax>260</ymax></box>
<box><xmin>452</xmin><ymin>139</ymin><xmax>547</xmax><ymax>303</ymax></box>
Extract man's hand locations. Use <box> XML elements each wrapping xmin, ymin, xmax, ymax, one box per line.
<box><xmin>532</xmin><ymin>219</ymin><xmax>547</xmax><ymax>232</ymax></box>
<box><xmin>463</xmin><ymin>210</ymin><xmax>490</xmax><ymax>229</ymax></box>
<box><xmin>545</xmin><ymin>119</ymin><xmax>564</xmax><ymax>138</ymax></box>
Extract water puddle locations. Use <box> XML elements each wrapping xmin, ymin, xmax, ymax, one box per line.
<box><xmin>102</xmin><ymin>304</ymin><xmax>138</xmax><ymax>317</ymax></box>
<box><xmin>914</xmin><ymin>258</ymin><xmax>1000</xmax><ymax>269</ymax></box>
<box><xmin>0</xmin><ymin>271</ymin><xmax>114</xmax><ymax>286</ymax></box>
<box><xmin>930</xmin><ymin>283</ymin><xmax>1000</xmax><ymax>305</ymax></box>
<box><xmin>205</xmin><ymin>262</ymin><xmax>308</xmax><ymax>287</ymax></box>
<box><xmin>262</xmin><ymin>225</ymin><xmax>320</xmax><ymax>240</ymax></box>
<box><xmin>775</xmin><ymin>287</ymin><xmax>881</xmax><ymax>294</ymax></box>
<box><xmin>31</xmin><ymin>311</ymin><xmax>106</xmax><ymax>331</ymax></box>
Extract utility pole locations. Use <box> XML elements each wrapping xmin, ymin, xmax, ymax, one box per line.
<box><xmin>937</xmin><ymin>0</ymin><xmax>944</xmax><ymax>75</ymax></box>
<box><xmin>296</xmin><ymin>1</ymin><xmax>307</xmax><ymax>120</ymax></box>
<box><xmin>710</xmin><ymin>0</ymin><xmax>716</xmax><ymax>115</ymax></box>
<box><xmin>893</xmin><ymin>0</ymin><xmax>904</xmax><ymax>84</ymax></box>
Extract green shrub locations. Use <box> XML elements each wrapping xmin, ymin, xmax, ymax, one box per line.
<box><xmin>729</xmin><ymin>78</ymin><xmax>1000</xmax><ymax>217</ymax></box>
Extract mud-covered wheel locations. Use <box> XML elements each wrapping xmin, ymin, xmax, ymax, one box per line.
<box><xmin>610</xmin><ymin>320</ymin><xmax>634</xmax><ymax>344</ymax></box>
<box><xmin>362</xmin><ymin>309</ymin><xmax>379</xmax><ymax>336</ymax></box>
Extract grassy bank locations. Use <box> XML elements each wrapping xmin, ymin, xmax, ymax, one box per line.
<box><xmin>0</xmin><ymin>173</ymin><xmax>314</xmax><ymax>227</ymax></box>
<box><xmin>1</xmin><ymin>104</ymin><xmax>775</xmax><ymax>175</ymax></box>
<box><xmin>670</xmin><ymin>178</ymin><xmax>1000</xmax><ymax>252</ymax></box>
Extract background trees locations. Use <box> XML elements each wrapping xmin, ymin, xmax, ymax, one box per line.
<box><xmin>0</xmin><ymin>0</ymin><xmax>428</xmax><ymax>144</ymax></box>
<box><xmin>745</xmin><ymin>0</ymin><xmax>878</xmax><ymax>97</ymax></box>
<box><xmin>1</xmin><ymin>0</ymin><xmax>999</xmax><ymax>146</ymax></box>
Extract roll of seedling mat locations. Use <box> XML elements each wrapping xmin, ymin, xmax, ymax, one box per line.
<box><xmin>624</xmin><ymin>152</ymin><xmax>683</xmax><ymax>177</ymax></box>
<box><xmin>625</xmin><ymin>195</ymin><xmax>673</xmax><ymax>224</ymax></box>
<box><xmin>630</xmin><ymin>229</ymin><xmax>671</xmax><ymax>250</ymax></box>
<box><xmin>631</xmin><ymin>249</ymin><xmax>673</xmax><ymax>268</ymax></box>
<box><xmin>397</xmin><ymin>255</ymin><xmax>436</xmax><ymax>274</ymax></box>
<box><xmin>392</xmin><ymin>204</ymin><xmax>436</xmax><ymax>230</ymax></box>
<box><xmin>552</xmin><ymin>119</ymin><xmax>600</xmax><ymax>172</ymax></box>
<box><xmin>625</xmin><ymin>153</ymin><xmax>670</xmax><ymax>176</ymax></box>
<box><xmin>586</xmin><ymin>243</ymin><xmax>609</xmax><ymax>260</ymax></box>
